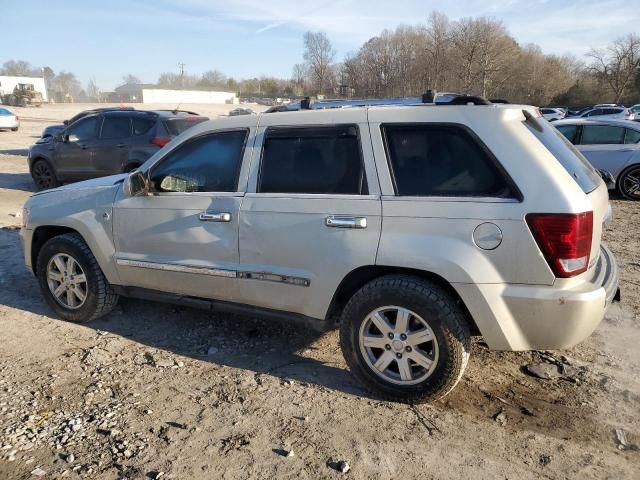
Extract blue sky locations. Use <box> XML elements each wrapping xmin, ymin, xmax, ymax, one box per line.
<box><xmin>1</xmin><ymin>0</ymin><xmax>638</xmax><ymax>90</ymax></box>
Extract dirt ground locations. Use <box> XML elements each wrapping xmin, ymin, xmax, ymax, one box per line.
<box><xmin>0</xmin><ymin>104</ymin><xmax>638</xmax><ymax>479</ymax></box>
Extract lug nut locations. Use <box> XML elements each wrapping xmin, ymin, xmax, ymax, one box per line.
<box><xmin>400</xmin><ymin>333</ymin><xmax>407</xmax><ymax>340</ymax></box>
<box><xmin>405</xmin><ymin>346</ymin><xmax>412</xmax><ymax>352</ymax></box>
<box><xmin>385</xmin><ymin>344</ymin><xmax>391</xmax><ymax>350</ymax></box>
<box><xmin>395</xmin><ymin>353</ymin><xmax>402</xmax><ymax>359</ymax></box>
<box><xmin>388</xmin><ymin>333</ymin><xmax>394</xmax><ymax>339</ymax></box>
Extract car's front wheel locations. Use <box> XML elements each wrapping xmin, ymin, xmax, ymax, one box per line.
<box><xmin>36</xmin><ymin>233</ymin><xmax>119</xmax><ymax>323</ymax></box>
<box><xmin>339</xmin><ymin>275</ymin><xmax>471</xmax><ymax>403</ymax></box>
<box><xmin>617</xmin><ymin>165</ymin><xmax>640</xmax><ymax>200</ymax></box>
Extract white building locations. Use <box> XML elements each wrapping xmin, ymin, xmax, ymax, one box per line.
<box><xmin>141</xmin><ymin>88</ymin><xmax>237</xmax><ymax>104</ymax></box>
<box><xmin>0</xmin><ymin>75</ymin><xmax>48</xmax><ymax>102</ymax></box>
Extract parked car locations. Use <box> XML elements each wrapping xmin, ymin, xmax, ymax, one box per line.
<box><xmin>41</xmin><ymin>106</ymin><xmax>136</xmax><ymax>139</ymax></box>
<box><xmin>28</xmin><ymin>110</ymin><xmax>208</xmax><ymax>190</ymax></box>
<box><xmin>0</xmin><ymin>107</ymin><xmax>19</xmax><ymax>131</ymax></box>
<box><xmin>540</xmin><ymin>107</ymin><xmax>566</xmax><ymax>122</ymax></box>
<box><xmin>553</xmin><ymin>118</ymin><xmax>640</xmax><ymax>200</ymax></box>
<box><xmin>21</xmin><ymin>99</ymin><xmax>619</xmax><ymax>402</ymax></box>
<box><xmin>578</xmin><ymin>106</ymin><xmax>635</xmax><ymax>121</ymax></box>
<box><xmin>629</xmin><ymin>104</ymin><xmax>640</xmax><ymax>114</ymax></box>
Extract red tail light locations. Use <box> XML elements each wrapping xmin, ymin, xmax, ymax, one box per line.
<box><xmin>526</xmin><ymin>212</ymin><xmax>593</xmax><ymax>278</ymax></box>
<box><xmin>151</xmin><ymin>137</ymin><xmax>170</xmax><ymax>147</ymax></box>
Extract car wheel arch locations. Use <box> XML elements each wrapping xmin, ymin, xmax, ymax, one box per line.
<box><xmin>326</xmin><ymin>265</ymin><xmax>480</xmax><ymax>335</ymax></box>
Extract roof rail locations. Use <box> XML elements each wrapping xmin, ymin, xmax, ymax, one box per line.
<box><xmin>264</xmin><ymin>91</ymin><xmax>493</xmax><ymax>113</ymax></box>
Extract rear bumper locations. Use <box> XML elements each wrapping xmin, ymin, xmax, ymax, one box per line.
<box><xmin>455</xmin><ymin>244</ymin><xmax>619</xmax><ymax>351</ymax></box>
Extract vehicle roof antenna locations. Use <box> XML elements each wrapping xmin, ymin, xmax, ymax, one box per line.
<box><xmin>173</xmin><ymin>102</ymin><xmax>182</xmax><ymax>114</ymax></box>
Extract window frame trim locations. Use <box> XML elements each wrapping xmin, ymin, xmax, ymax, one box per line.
<box><xmin>99</xmin><ymin>114</ymin><xmax>133</xmax><ymax>140</ymax></box>
<box><xmin>379</xmin><ymin>122</ymin><xmax>523</xmax><ymax>201</ymax></box>
<box><xmin>65</xmin><ymin>114</ymin><xmax>100</xmax><ymax>141</ymax></box>
<box><xmin>256</xmin><ymin>123</ymin><xmax>369</xmax><ymax>196</ymax></box>
<box><xmin>147</xmin><ymin>127</ymin><xmax>250</xmax><ymax>195</ymax></box>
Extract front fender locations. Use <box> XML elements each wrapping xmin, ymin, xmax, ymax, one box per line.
<box><xmin>26</xmin><ymin>185</ymin><xmax>122</xmax><ymax>285</ymax></box>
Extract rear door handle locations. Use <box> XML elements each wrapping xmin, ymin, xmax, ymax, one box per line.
<box><xmin>116</xmin><ymin>143</ymin><xmax>125</xmax><ymax>148</ymax></box>
<box><xmin>199</xmin><ymin>211</ymin><xmax>232</xmax><ymax>222</ymax></box>
<box><xmin>325</xmin><ymin>215</ymin><xmax>367</xmax><ymax>229</ymax></box>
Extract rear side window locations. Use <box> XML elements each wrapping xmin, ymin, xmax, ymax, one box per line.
<box><xmin>101</xmin><ymin>116</ymin><xmax>131</xmax><ymax>139</ymax></box>
<box><xmin>624</xmin><ymin>128</ymin><xmax>640</xmax><ymax>144</ymax></box>
<box><xmin>132</xmin><ymin>117</ymin><xmax>155</xmax><ymax>135</ymax></box>
<box><xmin>150</xmin><ymin>130</ymin><xmax>247</xmax><ymax>193</ymax></box>
<box><xmin>524</xmin><ymin>113</ymin><xmax>601</xmax><ymax>193</ymax></box>
<box><xmin>259</xmin><ymin>125</ymin><xmax>367</xmax><ymax>195</ymax></box>
<box><xmin>164</xmin><ymin>117</ymin><xmax>208</xmax><ymax>137</ymax></box>
<box><xmin>556</xmin><ymin>124</ymin><xmax>579</xmax><ymax>144</ymax></box>
<box><xmin>581</xmin><ymin>125</ymin><xmax>625</xmax><ymax>145</ymax></box>
<box><xmin>382</xmin><ymin>124</ymin><xmax>514</xmax><ymax>197</ymax></box>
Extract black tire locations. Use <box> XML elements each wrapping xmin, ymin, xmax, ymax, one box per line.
<box><xmin>339</xmin><ymin>275</ymin><xmax>470</xmax><ymax>403</ymax></box>
<box><xmin>36</xmin><ymin>233</ymin><xmax>119</xmax><ymax>323</ymax></box>
<box><xmin>616</xmin><ymin>164</ymin><xmax>640</xmax><ymax>201</ymax></box>
<box><xmin>11</xmin><ymin>127</ymin><xmax>18</xmax><ymax>132</ymax></box>
<box><xmin>31</xmin><ymin>159</ymin><xmax>60</xmax><ymax>191</ymax></box>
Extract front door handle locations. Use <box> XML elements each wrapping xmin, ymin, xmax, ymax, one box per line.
<box><xmin>199</xmin><ymin>211</ymin><xmax>232</xmax><ymax>222</ymax></box>
<box><xmin>325</xmin><ymin>215</ymin><xmax>367</xmax><ymax>229</ymax></box>
<box><xmin>116</xmin><ymin>143</ymin><xmax>125</xmax><ymax>148</ymax></box>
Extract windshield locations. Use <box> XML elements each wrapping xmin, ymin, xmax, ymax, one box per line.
<box><xmin>523</xmin><ymin>113</ymin><xmax>602</xmax><ymax>193</ymax></box>
<box><xmin>163</xmin><ymin>117</ymin><xmax>208</xmax><ymax>137</ymax></box>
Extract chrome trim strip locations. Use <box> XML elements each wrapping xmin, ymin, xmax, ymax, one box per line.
<box><xmin>116</xmin><ymin>259</ymin><xmax>237</xmax><ymax>278</ymax></box>
<box><xmin>115</xmin><ymin>259</ymin><xmax>310</xmax><ymax>286</ymax></box>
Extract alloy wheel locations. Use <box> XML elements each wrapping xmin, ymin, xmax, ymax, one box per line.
<box><xmin>33</xmin><ymin>162</ymin><xmax>55</xmax><ymax>190</ymax></box>
<box><xmin>46</xmin><ymin>253</ymin><xmax>88</xmax><ymax>309</ymax></box>
<box><xmin>621</xmin><ymin>167</ymin><xmax>640</xmax><ymax>200</ymax></box>
<box><xmin>358</xmin><ymin>306</ymin><xmax>439</xmax><ymax>386</ymax></box>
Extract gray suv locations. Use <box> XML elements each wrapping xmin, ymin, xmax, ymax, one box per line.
<box><xmin>21</xmin><ymin>99</ymin><xmax>619</xmax><ymax>402</ymax></box>
<box><xmin>28</xmin><ymin>110</ymin><xmax>207</xmax><ymax>190</ymax></box>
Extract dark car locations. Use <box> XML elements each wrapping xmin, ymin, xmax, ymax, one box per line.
<box><xmin>41</xmin><ymin>106</ymin><xmax>136</xmax><ymax>138</ymax></box>
<box><xmin>29</xmin><ymin>110</ymin><xmax>208</xmax><ymax>190</ymax></box>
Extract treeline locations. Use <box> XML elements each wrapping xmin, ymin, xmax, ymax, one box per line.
<box><xmin>2</xmin><ymin>10</ymin><xmax>639</xmax><ymax>106</ymax></box>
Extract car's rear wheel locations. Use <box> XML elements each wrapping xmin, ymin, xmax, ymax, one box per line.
<box><xmin>31</xmin><ymin>159</ymin><xmax>59</xmax><ymax>191</ymax></box>
<box><xmin>36</xmin><ymin>233</ymin><xmax>119</xmax><ymax>323</ymax></box>
<box><xmin>339</xmin><ymin>275</ymin><xmax>471</xmax><ymax>403</ymax></box>
<box><xmin>617</xmin><ymin>165</ymin><xmax>640</xmax><ymax>200</ymax></box>
<box><xmin>11</xmin><ymin>127</ymin><xmax>18</xmax><ymax>132</ymax></box>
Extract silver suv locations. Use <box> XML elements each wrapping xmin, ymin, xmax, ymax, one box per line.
<box><xmin>20</xmin><ymin>99</ymin><xmax>620</xmax><ymax>402</ymax></box>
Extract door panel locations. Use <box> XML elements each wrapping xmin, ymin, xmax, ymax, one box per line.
<box><xmin>113</xmin><ymin>193</ymin><xmax>241</xmax><ymax>301</ymax></box>
<box><xmin>54</xmin><ymin>116</ymin><xmax>99</xmax><ymax>180</ymax></box>
<box><xmin>237</xmin><ymin>195</ymin><xmax>381</xmax><ymax>319</ymax></box>
<box><xmin>576</xmin><ymin>145</ymin><xmax>634</xmax><ymax>177</ymax></box>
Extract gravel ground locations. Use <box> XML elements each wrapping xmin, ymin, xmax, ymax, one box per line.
<box><xmin>0</xmin><ymin>105</ymin><xmax>638</xmax><ymax>479</ymax></box>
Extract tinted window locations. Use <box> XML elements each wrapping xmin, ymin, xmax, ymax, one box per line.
<box><xmin>585</xmin><ymin>109</ymin><xmax>603</xmax><ymax>117</ymax></box>
<box><xmin>541</xmin><ymin>109</ymin><xmax>553</xmax><ymax>114</ymax></box>
<box><xmin>383</xmin><ymin>124</ymin><xmax>513</xmax><ymax>197</ymax></box>
<box><xmin>101</xmin><ymin>116</ymin><xmax>131</xmax><ymax>139</ymax></box>
<box><xmin>581</xmin><ymin>125</ymin><xmax>625</xmax><ymax>144</ymax></box>
<box><xmin>150</xmin><ymin>130</ymin><xmax>247</xmax><ymax>193</ymax></box>
<box><xmin>259</xmin><ymin>125</ymin><xmax>367</xmax><ymax>195</ymax></box>
<box><xmin>164</xmin><ymin>117</ymin><xmax>208</xmax><ymax>136</ymax></box>
<box><xmin>0</xmin><ymin>108</ymin><xmax>11</xmax><ymax>115</ymax></box>
<box><xmin>132</xmin><ymin>117</ymin><xmax>155</xmax><ymax>135</ymax></box>
<box><xmin>524</xmin><ymin>113</ymin><xmax>601</xmax><ymax>193</ymax></box>
<box><xmin>67</xmin><ymin>116</ymin><xmax>97</xmax><ymax>141</ymax></box>
<box><xmin>556</xmin><ymin>124</ymin><xmax>579</xmax><ymax>144</ymax></box>
<box><xmin>625</xmin><ymin>128</ymin><xmax>640</xmax><ymax>144</ymax></box>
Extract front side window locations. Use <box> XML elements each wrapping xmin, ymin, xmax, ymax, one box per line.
<box><xmin>581</xmin><ymin>125</ymin><xmax>625</xmax><ymax>145</ymax></box>
<box><xmin>101</xmin><ymin>116</ymin><xmax>131</xmax><ymax>139</ymax></box>
<box><xmin>259</xmin><ymin>125</ymin><xmax>367</xmax><ymax>195</ymax></box>
<box><xmin>132</xmin><ymin>117</ymin><xmax>155</xmax><ymax>135</ymax></box>
<box><xmin>150</xmin><ymin>130</ymin><xmax>247</xmax><ymax>193</ymax></box>
<box><xmin>66</xmin><ymin>116</ymin><xmax>98</xmax><ymax>141</ymax></box>
<box><xmin>382</xmin><ymin>124</ymin><xmax>514</xmax><ymax>197</ymax></box>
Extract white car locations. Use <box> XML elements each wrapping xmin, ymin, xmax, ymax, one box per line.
<box><xmin>540</xmin><ymin>107</ymin><xmax>566</xmax><ymax>122</ymax></box>
<box><xmin>554</xmin><ymin>118</ymin><xmax>640</xmax><ymax>200</ymax></box>
<box><xmin>21</xmin><ymin>97</ymin><xmax>619</xmax><ymax>402</ymax></box>
<box><xmin>579</xmin><ymin>106</ymin><xmax>635</xmax><ymax>121</ymax></box>
<box><xmin>0</xmin><ymin>107</ymin><xmax>19</xmax><ymax>131</ymax></box>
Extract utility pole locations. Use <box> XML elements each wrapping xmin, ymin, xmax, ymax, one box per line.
<box><xmin>178</xmin><ymin>62</ymin><xmax>186</xmax><ymax>89</ymax></box>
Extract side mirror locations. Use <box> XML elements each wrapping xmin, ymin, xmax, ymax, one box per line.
<box><xmin>125</xmin><ymin>171</ymin><xmax>149</xmax><ymax>197</ymax></box>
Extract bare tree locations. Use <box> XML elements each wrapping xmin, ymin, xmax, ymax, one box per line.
<box><xmin>198</xmin><ymin>70</ymin><xmax>227</xmax><ymax>89</ymax></box>
<box><xmin>423</xmin><ymin>11</ymin><xmax>450</xmax><ymax>91</ymax></box>
<box><xmin>587</xmin><ymin>34</ymin><xmax>640</xmax><ymax>103</ymax></box>
<box><xmin>0</xmin><ymin>59</ymin><xmax>40</xmax><ymax>76</ymax></box>
<box><xmin>303</xmin><ymin>31</ymin><xmax>336</xmax><ymax>95</ymax></box>
<box><xmin>291</xmin><ymin>63</ymin><xmax>307</xmax><ymax>95</ymax></box>
<box><xmin>122</xmin><ymin>74</ymin><xmax>142</xmax><ymax>85</ymax></box>
<box><xmin>86</xmin><ymin>78</ymin><xmax>101</xmax><ymax>101</ymax></box>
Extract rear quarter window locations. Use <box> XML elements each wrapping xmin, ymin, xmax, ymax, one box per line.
<box><xmin>524</xmin><ymin>113</ymin><xmax>601</xmax><ymax>193</ymax></box>
<box><xmin>164</xmin><ymin>117</ymin><xmax>208</xmax><ymax>137</ymax></box>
